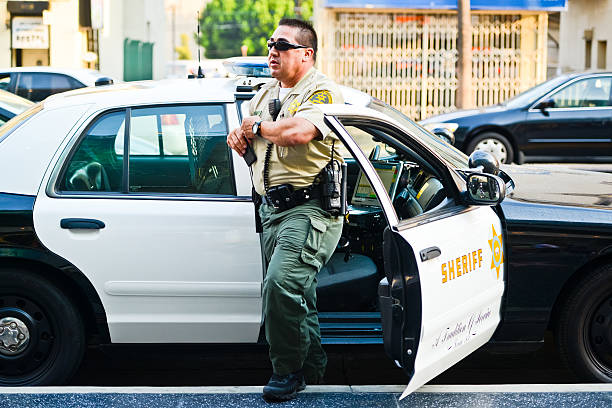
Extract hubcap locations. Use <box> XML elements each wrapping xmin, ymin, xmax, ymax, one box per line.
<box><xmin>0</xmin><ymin>295</ymin><xmax>54</xmax><ymax>381</ymax></box>
<box><xmin>588</xmin><ymin>295</ymin><xmax>612</xmax><ymax>374</ymax></box>
<box><xmin>474</xmin><ymin>139</ymin><xmax>508</xmax><ymax>163</ymax></box>
<box><xmin>0</xmin><ymin>317</ymin><xmax>30</xmax><ymax>356</ymax></box>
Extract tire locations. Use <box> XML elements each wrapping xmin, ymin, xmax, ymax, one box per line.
<box><xmin>556</xmin><ymin>264</ymin><xmax>612</xmax><ymax>382</ymax></box>
<box><xmin>0</xmin><ymin>268</ymin><xmax>85</xmax><ymax>386</ymax></box>
<box><xmin>466</xmin><ymin>132</ymin><xmax>514</xmax><ymax>164</ymax></box>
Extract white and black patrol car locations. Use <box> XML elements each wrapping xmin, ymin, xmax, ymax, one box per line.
<box><xmin>0</xmin><ymin>61</ymin><xmax>611</xmax><ymax>392</ymax></box>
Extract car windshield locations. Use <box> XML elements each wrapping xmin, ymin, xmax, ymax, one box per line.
<box><xmin>366</xmin><ymin>98</ymin><xmax>469</xmax><ymax>169</ymax></box>
<box><xmin>0</xmin><ymin>103</ymin><xmax>42</xmax><ymax>144</ymax></box>
<box><xmin>503</xmin><ymin>75</ymin><xmax>570</xmax><ymax>108</ymax></box>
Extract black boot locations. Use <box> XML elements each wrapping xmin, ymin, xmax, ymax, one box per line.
<box><xmin>262</xmin><ymin>370</ymin><xmax>306</xmax><ymax>401</ymax></box>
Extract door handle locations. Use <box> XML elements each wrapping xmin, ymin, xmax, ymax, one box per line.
<box><xmin>419</xmin><ymin>246</ymin><xmax>441</xmax><ymax>262</ymax></box>
<box><xmin>60</xmin><ymin>218</ymin><xmax>105</xmax><ymax>230</ymax></box>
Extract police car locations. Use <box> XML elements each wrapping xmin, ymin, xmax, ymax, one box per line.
<box><xmin>0</xmin><ymin>60</ymin><xmax>610</xmax><ymax>392</ymax></box>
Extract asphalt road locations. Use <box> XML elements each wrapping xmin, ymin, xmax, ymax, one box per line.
<box><xmin>523</xmin><ymin>162</ymin><xmax>612</xmax><ymax>174</ymax></box>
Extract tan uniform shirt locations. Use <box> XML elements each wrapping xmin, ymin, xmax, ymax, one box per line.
<box><xmin>248</xmin><ymin>67</ymin><xmax>344</xmax><ymax>195</ymax></box>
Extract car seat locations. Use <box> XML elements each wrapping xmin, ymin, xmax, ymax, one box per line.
<box><xmin>68</xmin><ymin>161</ymin><xmax>110</xmax><ymax>191</ymax></box>
<box><xmin>316</xmin><ymin>252</ymin><xmax>379</xmax><ymax>312</ymax></box>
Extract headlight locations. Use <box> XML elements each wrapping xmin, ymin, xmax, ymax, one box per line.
<box><xmin>421</xmin><ymin>122</ymin><xmax>459</xmax><ymax>133</ymax></box>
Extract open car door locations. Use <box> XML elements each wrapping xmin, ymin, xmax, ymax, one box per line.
<box><xmin>325</xmin><ymin>112</ymin><xmax>506</xmax><ymax>398</ymax></box>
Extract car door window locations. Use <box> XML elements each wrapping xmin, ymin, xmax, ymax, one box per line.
<box><xmin>59</xmin><ymin>110</ymin><xmax>125</xmax><ymax>192</ymax></box>
<box><xmin>341</xmin><ymin>123</ymin><xmax>450</xmax><ymax>222</ymax></box>
<box><xmin>60</xmin><ymin>105</ymin><xmax>234</xmax><ymax>196</ymax></box>
<box><xmin>550</xmin><ymin>77</ymin><xmax>612</xmax><ymax>108</ymax></box>
<box><xmin>123</xmin><ymin>104</ymin><xmax>234</xmax><ymax>195</ymax></box>
<box><xmin>15</xmin><ymin>73</ymin><xmax>79</xmax><ymax>102</ymax></box>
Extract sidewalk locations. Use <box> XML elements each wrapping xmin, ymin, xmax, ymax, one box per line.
<box><xmin>1</xmin><ymin>384</ymin><xmax>611</xmax><ymax>407</ymax></box>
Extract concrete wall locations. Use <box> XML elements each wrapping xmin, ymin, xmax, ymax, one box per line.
<box><xmin>559</xmin><ymin>0</ymin><xmax>612</xmax><ymax>72</ymax></box>
<box><xmin>97</xmin><ymin>0</ymin><xmax>123</xmax><ymax>79</ymax></box>
<box><xmin>99</xmin><ymin>0</ymin><xmax>166</xmax><ymax>80</ymax></box>
<box><xmin>0</xmin><ymin>0</ymin><xmax>167</xmax><ymax>80</ymax></box>
<box><xmin>48</xmin><ymin>0</ymin><xmax>81</xmax><ymax>68</ymax></box>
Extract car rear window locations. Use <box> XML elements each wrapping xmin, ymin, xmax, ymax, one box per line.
<box><xmin>0</xmin><ymin>103</ymin><xmax>42</xmax><ymax>144</ymax></box>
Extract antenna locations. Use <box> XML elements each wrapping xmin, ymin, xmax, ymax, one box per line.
<box><xmin>196</xmin><ymin>11</ymin><xmax>204</xmax><ymax>78</ymax></box>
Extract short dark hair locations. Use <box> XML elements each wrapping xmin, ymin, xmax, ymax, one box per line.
<box><xmin>278</xmin><ymin>18</ymin><xmax>318</xmax><ymax>61</ymax></box>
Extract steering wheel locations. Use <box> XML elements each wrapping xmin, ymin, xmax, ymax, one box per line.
<box><xmin>369</xmin><ymin>145</ymin><xmax>381</xmax><ymax>161</ymax></box>
<box><xmin>393</xmin><ymin>186</ymin><xmax>423</xmax><ymax>219</ymax></box>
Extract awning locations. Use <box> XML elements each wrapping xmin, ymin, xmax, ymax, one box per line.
<box><xmin>323</xmin><ymin>0</ymin><xmax>567</xmax><ymax>11</ymax></box>
<box><xmin>7</xmin><ymin>1</ymin><xmax>49</xmax><ymax>15</ymax></box>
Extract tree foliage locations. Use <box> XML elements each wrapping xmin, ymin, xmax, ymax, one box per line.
<box><xmin>175</xmin><ymin>33</ymin><xmax>193</xmax><ymax>60</ymax></box>
<box><xmin>198</xmin><ymin>0</ymin><xmax>313</xmax><ymax>59</ymax></box>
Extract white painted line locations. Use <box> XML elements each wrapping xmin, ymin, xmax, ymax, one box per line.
<box><xmin>416</xmin><ymin>384</ymin><xmax>612</xmax><ymax>393</ymax></box>
<box><xmin>0</xmin><ymin>384</ymin><xmax>610</xmax><ymax>395</ymax></box>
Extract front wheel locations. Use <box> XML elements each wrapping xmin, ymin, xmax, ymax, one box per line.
<box><xmin>0</xmin><ymin>268</ymin><xmax>85</xmax><ymax>385</ymax></box>
<box><xmin>556</xmin><ymin>264</ymin><xmax>612</xmax><ymax>382</ymax></box>
<box><xmin>466</xmin><ymin>132</ymin><xmax>514</xmax><ymax>164</ymax></box>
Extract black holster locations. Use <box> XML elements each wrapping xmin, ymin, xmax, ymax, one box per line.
<box><xmin>319</xmin><ymin>159</ymin><xmax>346</xmax><ymax>216</ymax></box>
<box><xmin>252</xmin><ymin>187</ymin><xmax>263</xmax><ymax>233</ymax></box>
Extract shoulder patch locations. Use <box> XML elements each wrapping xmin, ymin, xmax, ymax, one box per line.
<box><xmin>308</xmin><ymin>90</ymin><xmax>333</xmax><ymax>104</ymax></box>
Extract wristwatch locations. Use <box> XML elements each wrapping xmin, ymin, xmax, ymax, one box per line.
<box><xmin>252</xmin><ymin>120</ymin><xmax>262</xmax><ymax>136</ymax></box>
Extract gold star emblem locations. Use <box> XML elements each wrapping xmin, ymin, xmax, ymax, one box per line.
<box><xmin>488</xmin><ymin>224</ymin><xmax>504</xmax><ymax>279</ymax></box>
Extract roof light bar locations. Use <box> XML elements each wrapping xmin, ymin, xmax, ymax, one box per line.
<box><xmin>223</xmin><ymin>57</ymin><xmax>271</xmax><ymax>78</ymax></box>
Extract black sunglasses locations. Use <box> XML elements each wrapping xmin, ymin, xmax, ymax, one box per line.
<box><xmin>267</xmin><ymin>40</ymin><xmax>309</xmax><ymax>51</ymax></box>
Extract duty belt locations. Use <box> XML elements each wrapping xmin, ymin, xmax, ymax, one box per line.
<box><xmin>262</xmin><ymin>184</ymin><xmax>321</xmax><ymax>212</ymax></box>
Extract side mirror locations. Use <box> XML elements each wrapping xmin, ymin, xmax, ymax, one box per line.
<box><xmin>468</xmin><ymin>150</ymin><xmax>499</xmax><ymax>175</ymax></box>
<box><xmin>465</xmin><ymin>173</ymin><xmax>506</xmax><ymax>205</ymax></box>
<box><xmin>431</xmin><ymin>127</ymin><xmax>455</xmax><ymax>145</ymax></box>
<box><xmin>95</xmin><ymin>77</ymin><xmax>114</xmax><ymax>87</ymax></box>
<box><xmin>535</xmin><ymin>98</ymin><xmax>555</xmax><ymax>111</ymax></box>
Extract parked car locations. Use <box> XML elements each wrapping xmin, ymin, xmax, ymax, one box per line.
<box><xmin>420</xmin><ymin>71</ymin><xmax>612</xmax><ymax>164</ymax></box>
<box><xmin>0</xmin><ymin>66</ymin><xmax>610</xmax><ymax>392</ymax></box>
<box><xmin>0</xmin><ymin>67</ymin><xmax>114</xmax><ymax>102</ymax></box>
<box><xmin>0</xmin><ymin>90</ymin><xmax>33</xmax><ymax>126</ymax></box>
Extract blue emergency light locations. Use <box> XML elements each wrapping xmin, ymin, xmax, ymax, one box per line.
<box><xmin>223</xmin><ymin>57</ymin><xmax>271</xmax><ymax>78</ymax></box>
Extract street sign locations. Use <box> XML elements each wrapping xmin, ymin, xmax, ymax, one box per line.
<box><xmin>12</xmin><ymin>16</ymin><xmax>49</xmax><ymax>49</ymax></box>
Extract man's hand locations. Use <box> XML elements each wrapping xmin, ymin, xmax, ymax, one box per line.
<box><xmin>228</xmin><ymin>116</ymin><xmax>261</xmax><ymax>156</ymax></box>
<box><xmin>227</xmin><ymin>127</ymin><xmax>248</xmax><ymax>156</ymax></box>
<box><xmin>240</xmin><ymin>116</ymin><xmax>261</xmax><ymax>141</ymax></box>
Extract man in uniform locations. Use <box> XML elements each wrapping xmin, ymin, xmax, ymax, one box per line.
<box><xmin>227</xmin><ymin>18</ymin><xmax>344</xmax><ymax>401</ymax></box>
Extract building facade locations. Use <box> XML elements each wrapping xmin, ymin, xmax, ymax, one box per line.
<box><xmin>314</xmin><ymin>0</ymin><xmax>566</xmax><ymax>120</ymax></box>
<box><xmin>558</xmin><ymin>0</ymin><xmax>611</xmax><ymax>73</ymax></box>
<box><xmin>0</xmin><ymin>0</ymin><xmax>167</xmax><ymax>80</ymax></box>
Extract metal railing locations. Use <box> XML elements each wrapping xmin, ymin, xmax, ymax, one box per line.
<box><xmin>318</xmin><ymin>11</ymin><xmax>548</xmax><ymax>120</ymax></box>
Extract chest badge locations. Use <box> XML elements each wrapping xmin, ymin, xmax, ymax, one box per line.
<box><xmin>287</xmin><ymin>99</ymin><xmax>301</xmax><ymax>115</ymax></box>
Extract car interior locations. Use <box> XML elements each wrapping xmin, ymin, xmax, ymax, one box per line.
<box><xmin>315</xmin><ymin>123</ymin><xmax>450</xmax><ymax>312</ymax></box>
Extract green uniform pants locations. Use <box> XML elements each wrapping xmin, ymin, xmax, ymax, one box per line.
<box><xmin>259</xmin><ymin>200</ymin><xmax>343</xmax><ymax>381</ymax></box>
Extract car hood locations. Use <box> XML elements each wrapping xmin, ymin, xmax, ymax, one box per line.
<box><xmin>501</xmin><ymin>164</ymin><xmax>612</xmax><ymax>210</ymax></box>
<box><xmin>421</xmin><ymin>105</ymin><xmax>507</xmax><ymax>123</ymax></box>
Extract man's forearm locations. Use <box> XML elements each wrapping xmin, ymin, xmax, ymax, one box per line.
<box><xmin>260</xmin><ymin>117</ymin><xmax>320</xmax><ymax>147</ymax></box>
